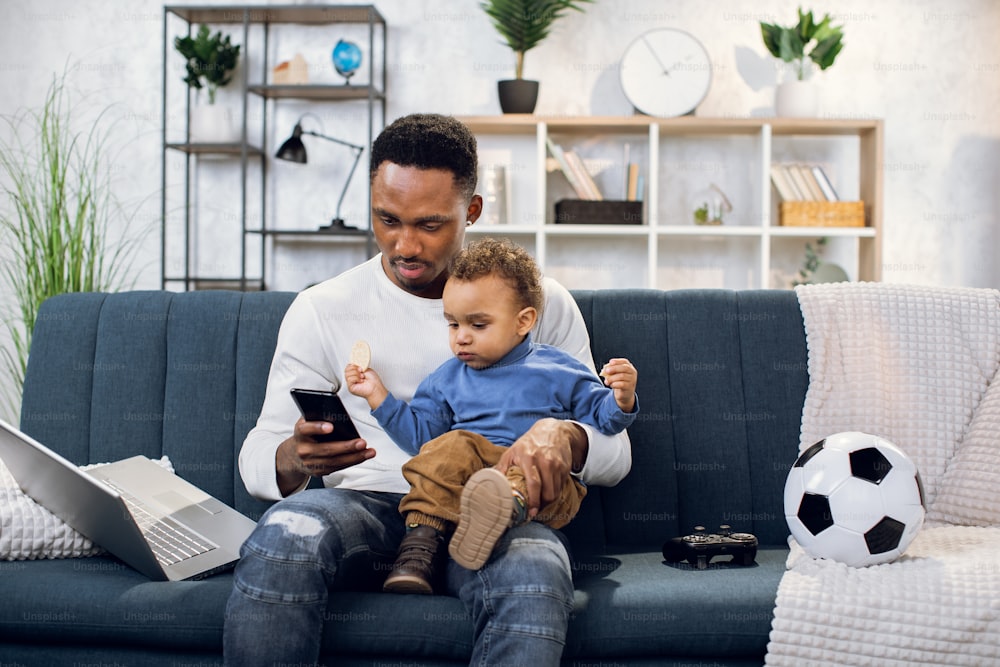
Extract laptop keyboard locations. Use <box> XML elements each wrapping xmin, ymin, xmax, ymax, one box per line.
<box><xmin>102</xmin><ymin>480</ymin><xmax>217</xmax><ymax>566</ymax></box>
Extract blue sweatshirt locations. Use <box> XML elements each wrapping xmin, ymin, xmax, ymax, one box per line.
<box><xmin>372</xmin><ymin>335</ymin><xmax>637</xmax><ymax>455</ymax></box>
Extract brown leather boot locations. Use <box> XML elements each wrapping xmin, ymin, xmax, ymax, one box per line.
<box><xmin>382</xmin><ymin>525</ymin><xmax>446</xmax><ymax>595</ymax></box>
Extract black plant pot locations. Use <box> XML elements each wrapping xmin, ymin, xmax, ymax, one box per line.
<box><xmin>498</xmin><ymin>79</ymin><xmax>539</xmax><ymax>114</ymax></box>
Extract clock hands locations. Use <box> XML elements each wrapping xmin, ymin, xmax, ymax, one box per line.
<box><xmin>641</xmin><ymin>36</ymin><xmax>695</xmax><ymax>77</ymax></box>
<box><xmin>641</xmin><ymin>36</ymin><xmax>672</xmax><ymax>76</ymax></box>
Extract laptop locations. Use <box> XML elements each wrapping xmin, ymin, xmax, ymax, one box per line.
<box><xmin>0</xmin><ymin>418</ymin><xmax>257</xmax><ymax>581</ymax></box>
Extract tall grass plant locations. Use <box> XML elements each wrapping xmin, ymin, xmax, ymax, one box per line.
<box><xmin>0</xmin><ymin>71</ymin><xmax>140</xmax><ymax>420</ymax></box>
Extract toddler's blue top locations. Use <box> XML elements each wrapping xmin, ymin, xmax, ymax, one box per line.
<box><xmin>373</xmin><ymin>334</ymin><xmax>638</xmax><ymax>455</ymax></box>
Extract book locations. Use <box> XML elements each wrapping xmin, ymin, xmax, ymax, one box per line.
<box><xmin>622</xmin><ymin>143</ymin><xmax>631</xmax><ymax>199</ymax></box>
<box><xmin>770</xmin><ymin>164</ymin><xmax>799</xmax><ymax>201</ymax></box>
<box><xmin>784</xmin><ymin>164</ymin><xmax>816</xmax><ymax>201</ymax></box>
<box><xmin>811</xmin><ymin>165</ymin><xmax>839</xmax><ymax>201</ymax></box>
<box><xmin>545</xmin><ymin>137</ymin><xmax>591</xmax><ymax>199</ymax></box>
<box><xmin>564</xmin><ymin>149</ymin><xmax>603</xmax><ymax>200</ymax></box>
<box><xmin>626</xmin><ymin>163</ymin><xmax>640</xmax><ymax>201</ymax></box>
<box><xmin>795</xmin><ymin>164</ymin><xmax>827</xmax><ymax>201</ymax></box>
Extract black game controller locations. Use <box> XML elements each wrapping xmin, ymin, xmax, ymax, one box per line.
<box><xmin>662</xmin><ymin>525</ymin><xmax>758</xmax><ymax>569</ymax></box>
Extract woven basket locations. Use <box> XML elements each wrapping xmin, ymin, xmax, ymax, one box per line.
<box><xmin>779</xmin><ymin>201</ymin><xmax>865</xmax><ymax>227</ymax></box>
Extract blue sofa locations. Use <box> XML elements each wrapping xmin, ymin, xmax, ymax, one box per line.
<box><xmin>1</xmin><ymin>288</ymin><xmax>808</xmax><ymax>665</ymax></box>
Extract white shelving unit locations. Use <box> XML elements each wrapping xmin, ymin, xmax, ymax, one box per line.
<box><xmin>459</xmin><ymin>116</ymin><xmax>883</xmax><ymax>291</ymax></box>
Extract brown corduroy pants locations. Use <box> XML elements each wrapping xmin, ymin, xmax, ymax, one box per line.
<box><xmin>398</xmin><ymin>430</ymin><xmax>587</xmax><ymax>532</ymax></box>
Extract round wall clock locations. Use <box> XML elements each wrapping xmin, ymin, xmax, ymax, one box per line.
<box><xmin>619</xmin><ymin>28</ymin><xmax>712</xmax><ymax>117</ymax></box>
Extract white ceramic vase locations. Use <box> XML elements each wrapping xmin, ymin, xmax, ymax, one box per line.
<box><xmin>775</xmin><ymin>80</ymin><xmax>819</xmax><ymax>118</ymax></box>
<box><xmin>189</xmin><ymin>105</ymin><xmax>239</xmax><ymax>143</ymax></box>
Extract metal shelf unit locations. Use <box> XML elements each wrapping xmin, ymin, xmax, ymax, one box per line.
<box><xmin>161</xmin><ymin>4</ymin><xmax>386</xmax><ymax>290</ymax></box>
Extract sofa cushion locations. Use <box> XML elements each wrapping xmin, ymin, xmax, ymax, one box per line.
<box><xmin>0</xmin><ymin>557</ymin><xmax>231</xmax><ymax>650</ymax></box>
<box><xmin>0</xmin><ymin>546</ymin><xmax>787</xmax><ymax>662</ymax></box>
<box><xmin>565</xmin><ymin>547</ymin><xmax>787</xmax><ymax>658</ymax></box>
<box><xmin>567</xmin><ymin>290</ymin><xmax>807</xmax><ymax>551</ymax></box>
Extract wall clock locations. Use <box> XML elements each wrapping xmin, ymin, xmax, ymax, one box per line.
<box><xmin>619</xmin><ymin>28</ymin><xmax>712</xmax><ymax>117</ymax></box>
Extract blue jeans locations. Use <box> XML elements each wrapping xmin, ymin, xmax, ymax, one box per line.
<box><xmin>223</xmin><ymin>488</ymin><xmax>575</xmax><ymax>666</ymax></box>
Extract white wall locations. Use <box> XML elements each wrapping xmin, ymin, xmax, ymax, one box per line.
<box><xmin>0</xmin><ymin>0</ymin><xmax>998</xmax><ymax>414</ymax></box>
<box><xmin>2</xmin><ymin>0</ymin><xmax>997</xmax><ymax>288</ymax></box>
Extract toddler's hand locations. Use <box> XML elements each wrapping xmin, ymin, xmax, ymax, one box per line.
<box><xmin>345</xmin><ymin>363</ymin><xmax>387</xmax><ymax>409</ymax></box>
<box><xmin>601</xmin><ymin>358</ymin><xmax>637</xmax><ymax>413</ymax></box>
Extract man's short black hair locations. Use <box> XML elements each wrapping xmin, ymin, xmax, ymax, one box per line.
<box><xmin>369</xmin><ymin>113</ymin><xmax>478</xmax><ymax>200</ymax></box>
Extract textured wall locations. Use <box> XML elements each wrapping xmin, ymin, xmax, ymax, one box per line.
<box><xmin>0</xmin><ymin>0</ymin><xmax>996</xmax><ymax>332</ymax></box>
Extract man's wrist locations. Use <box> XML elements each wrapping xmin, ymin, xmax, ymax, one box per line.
<box><xmin>567</xmin><ymin>421</ymin><xmax>588</xmax><ymax>474</ymax></box>
<box><xmin>275</xmin><ymin>438</ymin><xmax>309</xmax><ymax>497</ymax></box>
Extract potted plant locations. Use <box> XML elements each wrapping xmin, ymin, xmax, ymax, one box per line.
<box><xmin>480</xmin><ymin>0</ymin><xmax>593</xmax><ymax>114</ymax></box>
<box><xmin>760</xmin><ymin>8</ymin><xmax>844</xmax><ymax>117</ymax></box>
<box><xmin>174</xmin><ymin>24</ymin><xmax>241</xmax><ymax>142</ymax></box>
<box><xmin>0</xmin><ymin>72</ymin><xmax>141</xmax><ymax>419</ymax></box>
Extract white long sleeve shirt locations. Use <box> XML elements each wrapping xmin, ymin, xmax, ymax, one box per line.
<box><xmin>239</xmin><ymin>255</ymin><xmax>632</xmax><ymax>501</ymax></box>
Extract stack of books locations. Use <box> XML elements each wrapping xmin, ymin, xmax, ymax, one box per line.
<box><xmin>546</xmin><ymin>137</ymin><xmax>603</xmax><ymax>200</ymax></box>
<box><xmin>771</xmin><ymin>163</ymin><xmax>864</xmax><ymax>228</ymax></box>
<box><xmin>546</xmin><ymin>138</ymin><xmax>643</xmax><ymax>225</ymax></box>
<box><xmin>770</xmin><ymin>163</ymin><xmax>839</xmax><ymax>202</ymax></box>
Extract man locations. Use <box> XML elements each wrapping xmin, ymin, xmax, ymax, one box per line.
<box><xmin>224</xmin><ymin>113</ymin><xmax>631</xmax><ymax>666</ymax></box>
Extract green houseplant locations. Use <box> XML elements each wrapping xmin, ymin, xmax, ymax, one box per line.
<box><xmin>480</xmin><ymin>0</ymin><xmax>593</xmax><ymax>113</ymax></box>
<box><xmin>761</xmin><ymin>8</ymin><xmax>844</xmax><ymax>117</ymax></box>
<box><xmin>174</xmin><ymin>24</ymin><xmax>241</xmax><ymax>105</ymax></box>
<box><xmin>0</xmin><ymin>72</ymin><xmax>140</xmax><ymax>419</ymax></box>
<box><xmin>174</xmin><ymin>24</ymin><xmax>241</xmax><ymax>141</ymax></box>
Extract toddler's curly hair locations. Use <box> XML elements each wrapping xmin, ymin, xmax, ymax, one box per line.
<box><xmin>449</xmin><ymin>237</ymin><xmax>543</xmax><ymax>312</ymax></box>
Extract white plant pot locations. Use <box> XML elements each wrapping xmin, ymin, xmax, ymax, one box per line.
<box><xmin>775</xmin><ymin>80</ymin><xmax>819</xmax><ymax>118</ymax></box>
<box><xmin>189</xmin><ymin>105</ymin><xmax>239</xmax><ymax>143</ymax></box>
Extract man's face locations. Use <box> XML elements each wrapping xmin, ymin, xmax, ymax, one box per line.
<box><xmin>443</xmin><ymin>274</ymin><xmax>535</xmax><ymax>370</ymax></box>
<box><xmin>371</xmin><ymin>162</ymin><xmax>482</xmax><ymax>299</ymax></box>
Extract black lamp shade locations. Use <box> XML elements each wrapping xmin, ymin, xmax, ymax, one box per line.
<box><xmin>275</xmin><ymin>124</ymin><xmax>307</xmax><ymax>163</ymax></box>
<box><xmin>273</xmin><ymin>117</ymin><xmax>365</xmax><ymax>231</ymax></box>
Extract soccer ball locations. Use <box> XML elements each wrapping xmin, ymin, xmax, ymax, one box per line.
<box><xmin>783</xmin><ymin>432</ymin><xmax>926</xmax><ymax>567</ymax></box>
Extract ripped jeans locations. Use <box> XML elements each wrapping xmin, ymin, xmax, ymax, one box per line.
<box><xmin>223</xmin><ymin>488</ymin><xmax>575</xmax><ymax>666</ymax></box>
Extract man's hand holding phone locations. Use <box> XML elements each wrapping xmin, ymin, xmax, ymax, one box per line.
<box><xmin>276</xmin><ymin>389</ymin><xmax>375</xmax><ymax>496</ymax></box>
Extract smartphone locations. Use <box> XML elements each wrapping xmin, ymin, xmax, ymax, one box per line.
<box><xmin>290</xmin><ymin>388</ymin><xmax>361</xmax><ymax>441</ymax></box>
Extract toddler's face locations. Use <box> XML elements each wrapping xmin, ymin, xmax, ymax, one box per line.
<box><xmin>442</xmin><ymin>275</ymin><xmax>534</xmax><ymax>370</ymax></box>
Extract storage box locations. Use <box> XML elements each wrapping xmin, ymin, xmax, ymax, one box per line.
<box><xmin>779</xmin><ymin>201</ymin><xmax>865</xmax><ymax>227</ymax></box>
<box><xmin>554</xmin><ymin>199</ymin><xmax>643</xmax><ymax>225</ymax></box>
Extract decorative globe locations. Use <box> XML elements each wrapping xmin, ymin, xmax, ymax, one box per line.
<box><xmin>332</xmin><ymin>39</ymin><xmax>362</xmax><ymax>83</ymax></box>
<box><xmin>783</xmin><ymin>432</ymin><xmax>926</xmax><ymax>567</ymax></box>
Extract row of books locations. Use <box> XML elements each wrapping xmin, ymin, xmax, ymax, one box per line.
<box><xmin>771</xmin><ymin>163</ymin><xmax>840</xmax><ymax>202</ymax></box>
<box><xmin>545</xmin><ymin>138</ymin><xmax>647</xmax><ymax>203</ymax></box>
<box><xmin>546</xmin><ymin>138</ymin><xmax>604</xmax><ymax>200</ymax></box>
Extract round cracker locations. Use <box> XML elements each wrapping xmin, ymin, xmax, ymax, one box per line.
<box><xmin>349</xmin><ymin>340</ymin><xmax>371</xmax><ymax>371</ymax></box>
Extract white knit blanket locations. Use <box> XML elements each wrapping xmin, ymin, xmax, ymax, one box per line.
<box><xmin>765</xmin><ymin>283</ymin><xmax>1000</xmax><ymax>666</ymax></box>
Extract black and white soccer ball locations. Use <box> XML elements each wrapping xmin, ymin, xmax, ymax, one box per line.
<box><xmin>783</xmin><ymin>432</ymin><xmax>926</xmax><ymax>567</ymax></box>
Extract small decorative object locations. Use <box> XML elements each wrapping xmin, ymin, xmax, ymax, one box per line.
<box><xmin>619</xmin><ymin>28</ymin><xmax>712</xmax><ymax>118</ymax></box>
<box><xmin>792</xmin><ymin>236</ymin><xmax>848</xmax><ymax>286</ymax></box>
<box><xmin>272</xmin><ymin>53</ymin><xmax>309</xmax><ymax>85</ymax></box>
<box><xmin>760</xmin><ymin>8</ymin><xmax>844</xmax><ymax>117</ymax></box>
<box><xmin>690</xmin><ymin>183</ymin><xmax>732</xmax><ymax>225</ymax></box>
<box><xmin>793</xmin><ymin>236</ymin><xmax>825</xmax><ymax>285</ymax></box>
<box><xmin>480</xmin><ymin>0</ymin><xmax>593</xmax><ymax>114</ymax></box>
<box><xmin>784</xmin><ymin>432</ymin><xmax>925</xmax><ymax>567</ymax></box>
<box><xmin>332</xmin><ymin>39</ymin><xmax>362</xmax><ymax>84</ymax></box>
<box><xmin>174</xmin><ymin>24</ymin><xmax>241</xmax><ymax>142</ymax></box>
<box><xmin>477</xmin><ymin>164</ymin><xmax>509</xmax><ymax>225</ymax></box>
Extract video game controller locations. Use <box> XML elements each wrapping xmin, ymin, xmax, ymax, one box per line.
<box><xmin>662</xmin><ymin>525</ymin><xmax>758</xmax><ymax>569</ymax></box>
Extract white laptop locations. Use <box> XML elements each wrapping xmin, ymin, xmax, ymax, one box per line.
<box><xmin>0</xmin><ymin>418</ymin><xmax>257</xmax><ymax>581</ymax></box>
